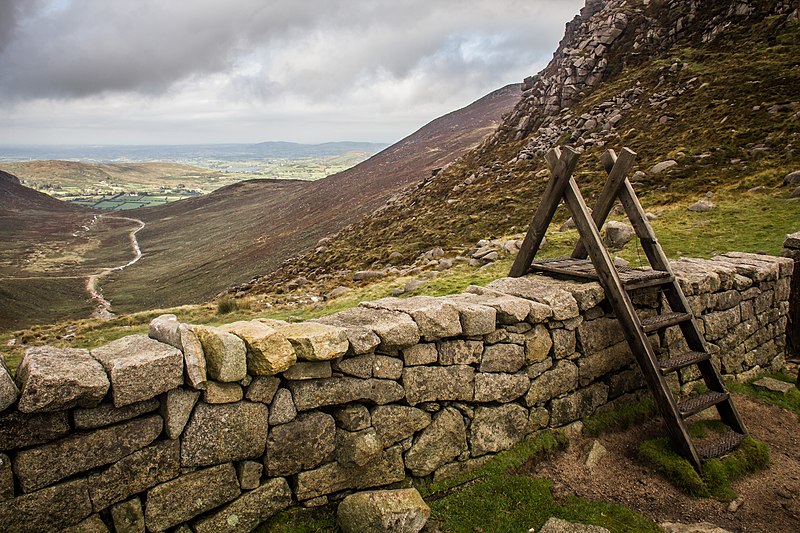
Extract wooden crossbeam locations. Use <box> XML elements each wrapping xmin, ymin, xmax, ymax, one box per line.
<box><xmin>509</xmin><ymin>147</ymin><xmax>580</xmax><ymax>277</ymax></box>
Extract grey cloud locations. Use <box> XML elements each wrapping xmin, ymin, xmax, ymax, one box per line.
<box><xmin>0</xmin><ymin>0</ymin><xmax>582</xmax><ymax>103</ymax></box>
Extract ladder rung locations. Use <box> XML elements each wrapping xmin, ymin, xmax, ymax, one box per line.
<box><xmin>641</xmin><ymin>312</ymin><xmax>691</xmax><ymax>333</ymax></box>
<box><xmin>677</xmin><ymin>391</ymin><xmax>729</xmax><ymax>417</ymax></box>
<box><xmin>659</xmin><ymin>351</ymin><xmax>711</xmax><ymax>373</ymax></box>
<box><xmin>696</xmin><ymin>430</ymin><xmax>745</xmax><ymax>459</ymax></box>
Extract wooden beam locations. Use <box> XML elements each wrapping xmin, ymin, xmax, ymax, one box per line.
<box><xmin>509</xmin><ymin>147</ymin><xmax>580</xmax><ymax>277</ymax></box>
<box><xmin>572</xmin><ymin>147</ymin><xmax>637</xmax><ymax>259</ymax></box>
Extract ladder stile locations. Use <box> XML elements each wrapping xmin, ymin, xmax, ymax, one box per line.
<box><xmin>509</xmin><ymin>146</ymin><xmax>748</xmax><ymax>472</ymax></box>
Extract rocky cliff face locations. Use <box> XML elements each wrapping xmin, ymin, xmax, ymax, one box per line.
<box><xmin>493</xmin><ymin>0</ymin><xmax>798</xmax><ymax>156</ymax></box>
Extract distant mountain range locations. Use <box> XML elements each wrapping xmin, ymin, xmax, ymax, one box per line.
<box><xmin>0</xmin><ymin>141</ymin><xmax>389</xmax><ymax>163</ymax></box>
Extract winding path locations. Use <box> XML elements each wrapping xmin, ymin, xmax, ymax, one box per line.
<box><xmin>86</xmin><ymin>215</ymin><xmax>145</xmax><ymax>319</ymax></box>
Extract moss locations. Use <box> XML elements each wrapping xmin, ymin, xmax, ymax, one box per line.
<box><xmin>423</xmin><ymin>431</ymin><xmax>658</xmax><ymax>533</ymax></box>
<box><xmin>583</xmin><ymin>398</ymin><xmax>657</xmax><ymax>437</ymax></box>
<box><xmin>727</xmin><ymin>372</ymin><xmax>800</xmax><ymax>415</ymax></box>
<box><xmin>257</xmin><ymin>506</ymin><xmax>337</xmax><ymax>533</ymax></box>
<box><xmin>638</xmin><ymin>432</ymin><xmax>770</xmax><ymax>501</ymax></box>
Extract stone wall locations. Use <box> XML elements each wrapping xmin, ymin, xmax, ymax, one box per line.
<box><xmin>784</xmin><ymin>232</ymin><xmax>800</xmax><ymax>355</ymax></box>
<box><xmin>0</xmin><ymin>252</ymin><xmax>792</xmax><ymax>532</ymax></box>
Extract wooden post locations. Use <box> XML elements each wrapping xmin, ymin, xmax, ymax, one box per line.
<box><xmin>509</xmin><ymin>147</ymin><xmax>580</xmax><ymax>277</ymax></box>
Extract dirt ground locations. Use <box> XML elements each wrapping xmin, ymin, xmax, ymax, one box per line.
<box><xmin>527</xmin><ymin>393</ymin><xmax>800</xmax><ymax>532</ymax></box>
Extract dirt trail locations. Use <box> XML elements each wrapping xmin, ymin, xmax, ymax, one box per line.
<box><xmin>86</xmin><ymin>215</ymin><xmax>145</xmax><ymax>319</ymax></box>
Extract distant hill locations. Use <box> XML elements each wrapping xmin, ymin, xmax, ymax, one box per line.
<box><xmin>101</xmin><ymin>83</ymin><xmax>521</xmax><ymax>312</ymax></box>
<box><xmin>0</xmin><ymin>141</ymin><xmax>388</xmax><ymax>163</ymax></box>
<box><xmin>239</xmin><ymin>0</ymin><xmax>800</xmax><ymax>296</ymax></box>
<box><xmin>0</xmin><ymin>169</ymin><xmax>83</xmax><ymax>212</ymax></box>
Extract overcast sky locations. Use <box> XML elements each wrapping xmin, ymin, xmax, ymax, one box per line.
<box><xmin>0</xmin><ymin>0</ymin><xmax>583</xmax><ymax>146</ymax></box>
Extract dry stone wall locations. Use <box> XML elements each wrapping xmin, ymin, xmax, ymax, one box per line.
<box><xmin>0</xmin><ymin>252</ymin><xmax>792</xmax><ymax>532</ymax></box>
<box><xmin>784</xmin><ymin>232</ymin><xmax>800</xmax><ymax>355</ymax></box>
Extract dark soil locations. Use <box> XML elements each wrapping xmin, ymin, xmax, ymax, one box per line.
<box><xmin>526</xmin><ymin>393</ymin><xmax>800</xmax><ymax>532</ymax></box>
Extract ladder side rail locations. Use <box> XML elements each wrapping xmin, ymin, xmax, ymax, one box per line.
<box><xmin>561</xmin><ymin>175</ymin><xmax>703</xmax><ymax>470</ymax></box>
<box><xmin>572</xmin><ymin>148</ymin><xmax>638</xmax><ymax>260</ymax></box>
<box><xmin>618</xmin><ymin>181</ymin><xmax>747</xmax><ymax>433</ymax></box>
<box><xmin>510</xmin><ymin>147</ymin><xmax>581</xmax><ymax>277</ymax></box>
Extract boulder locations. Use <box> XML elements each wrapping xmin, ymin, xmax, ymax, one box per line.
<box><xmin>0</xmin><ymin>478</ymin><xmax>93</xmax><ymax>533</ymax></box>
<box><xmin>246</xmin><ymin>376</ymin><xmax>280</xmax><ymax>403</ymax></box>
<box><xmin>192</xmin><ymin>326</ymin><xmax>247</xmax><ymax>382</ymax></box>
<box><xmin>469</xmin><ymin>404</ymin><xmax>528</xmax><ymax>456</ymax></box>
<box><xmin>540</xmin><ymin>517</ymin><xmax>610</xmax><ymax>533</ymax></box>
<box><xmin>474</xmin><ymin>373</ymin><xmax>530</xmax><ymax>403</ymax></box>
<box><xmin>337</xmin><ymin>489</ymin><xmax>430</xmax><ymax>533</ymax></box>
<box><xmin>335</xmin><ymin>427</ymin><xmax>382</xmax><ymax>467</ymax></box>
<box><xmin>268</xmin><ymin>388</ymin><xmax>297</xmax><ymax>425</ymax></box>
<box><xmin>286</xmin><ymin>361</ymin><xmax>333</xmax><ymax>380</ymax></box>
<box><xmin>288</xmin><ymin>377</ymin><xmax>404</xmax><ymax>411</ymax></box>
<box><xmin>16</xmin><ymin>347</ymin><xmax>109</xmax><ymax>413</ymax></box>
<box><xmin>402</xmin><ymin>344</ymin><xmax>438</xmax><ymax>366</ymax></box>
<box><xmin>265</xmin><ymin>411</ymin><xmax>336</xmax><ymax>476</ymax></box>
<box><xmin>525</xmin><ymin>360</ymin><xmax>579</xmax><ymax>406</ymax></box>
<box><xmin>148</xmin><ymin>314</ymin><xmax>182</xmax><ymax>349</ymax></box>
<box><xmin>0</xmin><ymin>410</ymin><xmax>69</xmax><ymax>450</ymax></box>
<box><xmin>524</xmin><ymin>324</ymin><xmax>553</xmax><ymax>363</ymax></box>
<box><xmin>353</xmin><ymin>270</ymin><xmax>387</xmax><ymax>281</ymax></box>
<box><xmin>235</xmin><ymin>460</ymin><xmax>263</xmax><ymax>490</ymax></box>
<box><xmin>178</xmin><ymin>324</ymin><xmax>208</xmax><ymax>389</ymax></box>
<box><xmin>371</xmin><ymin>405</ymin><xmax>431</xmax><ymax>447</ymax></box>
<box><xmin>373</xmin><ymin>355</ymin><xmax>403</xmax><ymax>380</ymax></box>
<box><xmin>144</xmin><ymin>463</ymin><xmax>240</xmax><ymax>532</ymax></box>
<box><xmin>193</xmin><ymin>477</ymin><xmax>292</xmax><ymax>533</ymax></box>
<box><xmin>334</xmin><ymin>403</ymin><xmax>371</xmax><ymax>431</ymax></box>
<box><xmin>110</xmin><ymin>498</ymin><xmax>145</xmax><ymax>533</ymax></box>
<box><xmin>219</xmin><ymin>320</ymin><xmax>296</xmax><ymax>374</ymax></box>
<box><xmin>73</xmin><ymin>398</ymin><xmax>160</xmax><ymax>430</ymax></box>
<box><xmin>603</xmin><ymin>220</ymin><xmax>635</xmax><ymax>249</ymax></box>
<box><xmin>91</xmin><ymin>335</ymin><xmax>183</xmax><ymax>407</ymax></box>
<box><xmin>403</xmin><ymin>365</ymin><xmax>474</xmax><ymax>405</ymax></box>
<box><xmin>438</xmin><ymin>339</ymin><xmax>483</xmax><ymax>365</ymax></box>
<box><xmin>687</xmin><ymin>199</ymin><xmax>716</xmax><ymax>212</ymax></box>
<box><xmin>314</xmin><ymin>307</ymin><xmax>418</xmax><ymax>350</ymax></box>
<box><xmin>650</xmin><ymin>160</ymin><xmax>678</xmax><ymax>174</ymax></box>
<box><xmin>180</xmin><ymin>401</ymin><xmax>268</xmax><ymax>467</ymax></box>
<box><xmin>60</xmin><ymin>514</ymin><xmax>109</xmax><ymax>533</ymax></box>
<box><xmin>295</xmin><ymin>446</ymin><xmax>405</xmax><ymax>501</ymax></box>
<box><xmin>405</xmin><ymin>407</ymin><xmax>467</xmax><ymax>477</ymax></box>
<box><xmin>480</xmin><ymin>343</ymin><xmax>525</xmax><ymax>373</ymax></box>
<box><xmin>161</xmin><ymin>388</ymin><xmax>199</xmax><ymax>439</ymax></box>
<box><xmin>88</xmin><ymin>440</ymin><xmax>180</xmax><ymax>511</ymax></box>
<box><xmin>202</xmin><ymin>381</ymin><xmax>243</xmax><ymax>404</ymax></box>
<box><xmin>0</xmin><ymin>359</ymin><xmax>17</xmax><ymax>412</ymax></box>
<box><xmin>784</xmin><ymin>170</ymin><xmax>800</xmax><ymax>186</ymax></box>
<box><xmin>14</xmin><ymin>414</ymin><xmax>163</xmax><ymax>493</ymax></box>
<box><xmin>276</xmin><ymin>322</ymin><xmax>349</xmax><ymax>361</ymax></box>
<box><xmin>363</xmin><ymin>297</ymin><xmax>463</xmax><ymax>340</ymax></box>
<box><xmin>0</xmin><ymin>454</ymin><xmax>11</xmax><ymax>501</ymax></box>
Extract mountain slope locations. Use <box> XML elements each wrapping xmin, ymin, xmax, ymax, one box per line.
<box><xmin>241</xmin><ymin>0</ymin><xmax>800</xmax><ymax>297</ymax></box>
<box><xmin>101</xmin><ymin>83</ymin><xmax>521</xmax><ymax>312</ymax></box>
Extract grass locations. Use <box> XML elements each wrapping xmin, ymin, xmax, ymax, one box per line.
<box><xmin>727</xmin><ymin>372</ymin><xmax>800</xmax><ymax>415</ymax></box>
<box><xmin>638</xmin><ymin>430</ymin><xmax>770</xmax><ymax>501</ymax></box>
<box><xmin>583</xmin><ymin>398</ymin><xmax>657</xmax><ymax>437</ymax></box>
<box><xmin>423</xmin><ymin>431</ymin><xmax>659</xmax><ymax>533</ymax></box>
<box><xmin>257</xmin><ymin>431</ymin><xmax>659</xmax><ymax>533</ymax></box>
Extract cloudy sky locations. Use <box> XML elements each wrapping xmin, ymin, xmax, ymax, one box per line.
<box><xmin>0</xmin><ymin>0</ymin><xmax>583</xmax><ymax>146</ymax></box>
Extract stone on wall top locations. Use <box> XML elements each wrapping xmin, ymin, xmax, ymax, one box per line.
<box><xmin>313</xmin><ymin>307</ymin><xmax>419</xmax><ymax>351</ymax></box>
<box><xmin>16</xmin><ymin>347</ymin><xmax>109</xmax><ymax>413</ymax></box>
<box><xmin>218</xmin><ymin>321</ymin><xmax>295</xmax><ymax>374</ymax></box>
<box><xmin>785</xmin><ymin>231</ymin><xmax>800</xmax><ymax>250</ymax></box>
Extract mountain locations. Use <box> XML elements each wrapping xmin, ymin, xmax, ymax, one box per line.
<box><xmin>239</xmin><ymin>0</ymin><xmax>800</xmax><ymax>296</ymax></box>
<box><xmin>93</xmin><ymin>83</ymin><xmax>522</xmax><ymax>313</ymax></box>
<box><xmin>0</xmin><ymin>142</ymin><xmax>387</xmax><ymax>163</ymax></box>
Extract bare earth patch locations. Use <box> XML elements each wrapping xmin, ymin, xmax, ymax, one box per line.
<box><xmin>526</xmin><ymin>394</ymin><xmax>800</xmax><ymax>532</ymax></box>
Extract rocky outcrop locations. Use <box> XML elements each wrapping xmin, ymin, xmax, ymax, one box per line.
<box><xmin>0</xmin><ymin>253</ymin><xmax>790</xmax><ymax>531</ymax></box>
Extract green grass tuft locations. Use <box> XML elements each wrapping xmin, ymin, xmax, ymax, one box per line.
<box><xmin>422</xmin><ymin>431</ymin><xmax>659</xmax><ymax>533</ymax></box>
<box><xmin>583</xmin><ymin>398</ymin><xmax>657</xmax><ymax>437</ymax></box>
<box><xmin>727</xmin><ymin>372</ymin><xmax>800</xmax><ymax>415</ymax></box>
<box><xmin>216</xmin><ymin>296</ymin><xmax>239</xmax><ymax>315</ymax></box>
<box><xmin>638</xmin><ymin>433</ymin><xmax>770</xmax><ymax>501</ymax></box>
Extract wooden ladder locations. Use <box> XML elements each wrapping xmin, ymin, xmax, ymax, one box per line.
<box><xmin>510</xmin><ymin>146</ymin><xmax>747</xmax><ymax>471</ymax></box>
